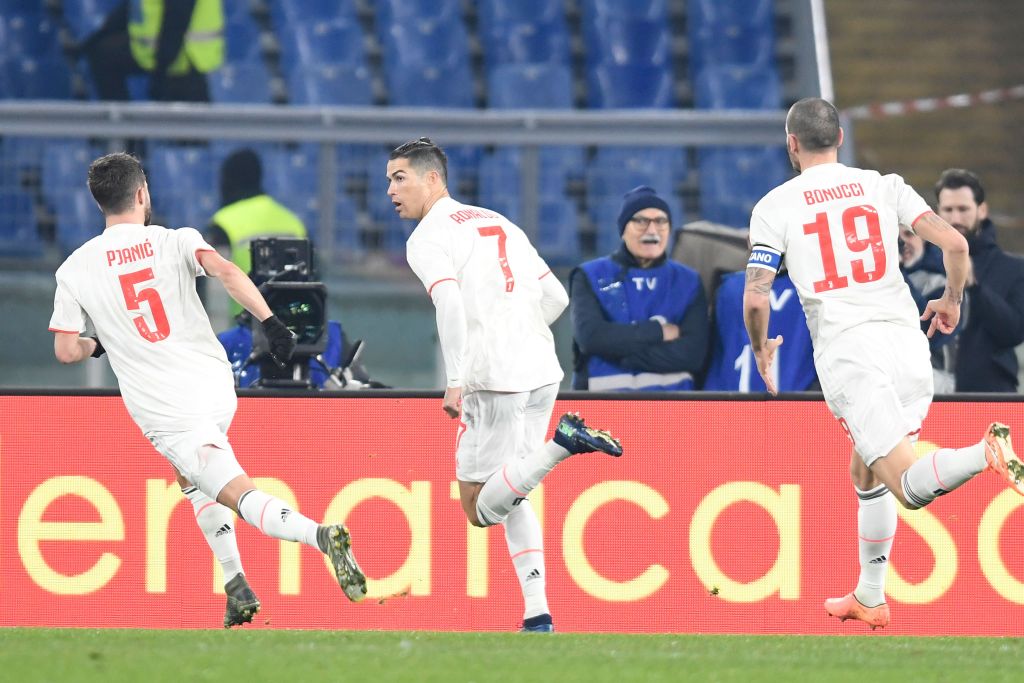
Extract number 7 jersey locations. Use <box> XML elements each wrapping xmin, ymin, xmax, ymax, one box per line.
<box><xmin>406</xmin><ymin>196</ymin><xmax>563</xmax><ymax>394</ymax></box>
<box><xmin>48</xmin><ymin>223</ymin><xmax>236</xmax><ymax>433</ymax></box>
<box><xmin>749</xmin><ymin>162</ymin><xmax>933</xmax><ymax>354</ymax></box>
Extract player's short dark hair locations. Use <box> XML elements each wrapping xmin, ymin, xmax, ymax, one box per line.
<box><xmin>934</xmin><ymin>168</ymin><xmax>985</xmax><ymax>205</ymax></box>
<box><xmin>786</xmin><ymin>97</ymin><xmax>841</xmax><ymax>151</ymax></box>
<box><xmin>87</xmin><ymin>152</ymin><xmax>147</xmax><ymax>215</ymax></box>
<box><xmin>389</xmin><ymin>137</ymin><xmax>448</xmax><ymax>185</ymax></box>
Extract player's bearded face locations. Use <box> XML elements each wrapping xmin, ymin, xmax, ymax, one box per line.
<box><xmin>142</xmin><ymin>189</ymin><xmax>152</xmax><ymax>226</ymax></box>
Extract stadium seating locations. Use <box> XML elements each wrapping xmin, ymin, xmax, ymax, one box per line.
<box><xmin>383</xmin><ymin>20</ymin><xmax>470</xmax><ymax>70</ymax></box>
<box><xmin>482</xmin><ymin>19</ymin><xmax>571</xmax><ymax>66</ymax></box>
<box><xmin>478</xmin><ymin>0</ymin><xmax>565</xmax><ymax>24</ymax></box>
<box><xmin>378</xmin><ymin>0</ymin><xmax>461</xmax><ymax>24</ymax></box>
<box><xmin>487</xmin><ymin>63</ymin><xmax>574</xmax><ymax>109</ymax></box>
<box><xmin>224</xmin><ymin>12</ymin><xmax>264</xmax><ymax>65</ymax></box>
<box><xmin>209</xmin><ymin>62</ymin><xmax>274</xmax><ymax>104</ymax></box>
<box><xmin>587</xmin><ymin>0</ymin><xmax>668</xmax><ymax>21</ymax></box>
<box><xmin>688</xmin><ymin>0</ymin><xmax>776</xmax><ymax>70</ymax></box>
<box><xmin>60</xmin><ymin>0</ymin><xmax>122</xmax><ymax>43</ymax></box>
<box><xmin>53</xmin><ymin>187</ymin><xmax>102</xmax><ymax>255</ymax></box>
<box><xmin>588</xmin><ymin>63</ymin><xmax>675</xmax><ymax>108</ymax></box>
<box><xmin>288</xmin><ymin>63</ymin><xmax>373</xmax><ymax>106</ymax></box>
<box><xmin>0</xmin><ymin>7</ymin><xmax>61</xmax><ymax>60</ymax></box>
<box><xmin>586</xmin><ymin>147</ymin><xmax>688</xmax><ymax>202</ymax></box>
<box><xmin>585</xmin><ymin>17</ymin><xmax>671</xmax><ymax>67</ymax></box>
<box><xmin>693</xmin><ymin>63</ymin><xmax>782</xmax><ymax>109</ymax></box>
<box><xmin>261</xmin><ymin>144</ymin><xmax>321</xmax><ymax>239</ymax></box>
<box><xmin>41</xmin><ymin>140</ymin><xmax>96</xmax><ymax>208</ymax></box>
<box><xmin>0</xmin><ymin>56</ymin><xmax>72</xmax><ymax>99</ymax></box>
<box><xmin>272</xmin><ymin>0</ymin><xmax>358</xmax><ymax>28</ymax></box>
<box><xmin>0</xmin><ymin>187</ymin><xmax>42</xmax><ymax>258</ymax></box>
<box><xmin>279</xmin><ymin>19</ymin><xmax>367</xmax><ymax>71</ymax></box>
<box><xmin>145</xmin><ymin>144</ymin><xmax>217</xmax><ymax>230</ymax></box>
<box><xmin>386</xmin><ymin>64</ymin><xmax>474</xmax><ymax>108</ymax></box>
<box><xmin>698</xmin><ymin>146</ymin><xmax>791</xmax><ymax>228</ymax></box>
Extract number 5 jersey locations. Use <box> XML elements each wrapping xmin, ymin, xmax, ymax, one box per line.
<box><xmin>49</xmin><ymin>223</ymin><xmax>236</xmax><ymax>432</ymax></box>
<box><xmin>748</xmin><ymin>163</ymin><xmax>933</xmax><ymax>355</ymax></box>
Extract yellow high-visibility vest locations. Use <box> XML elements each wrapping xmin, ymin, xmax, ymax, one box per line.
<box><xmin>212</xmin><ymin>194</ymin><xmax>308</xmax><ymax>276</ymax></box>
<box><xmin>128</xmin><ymin>0</ymin><xmax>224</xmax><ymax>75</ymax></box>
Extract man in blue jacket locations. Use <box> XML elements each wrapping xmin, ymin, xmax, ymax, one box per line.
<box><xmin>934</xmin><ymin>169</ymin><xmax>1024</xmax><ymax>392</ymax></box>
<box><xmin>570</xmin><ymin>186</ymin><xmax>709</xmax><ymax>390</ymax></box>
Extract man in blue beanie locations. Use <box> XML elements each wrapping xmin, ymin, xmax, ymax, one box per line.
<box><xmin>569</xmin><ymin>186</ymin><xmax>709</xmax><ymax>390</ymax></box>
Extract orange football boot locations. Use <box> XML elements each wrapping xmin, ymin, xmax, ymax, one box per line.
<box><xmin>824</xmin><ymin>592</ymin><xmax>890</xmax><ymax>630</ymax></box>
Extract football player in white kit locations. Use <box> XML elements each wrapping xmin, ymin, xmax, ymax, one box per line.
<box><xmin>743</xmin><ymin>99</ymin><xmax>1024</xmax><ymax>629</ymax></box>
<box><xmin>388</xmin><ymin>138</ymin><xmax>623</xmax><ymax>633</ymax></box>
<box><xmin>49</xmin><ymin>153</ymin><xmax>367</xmax><ymax>627</ymax></box>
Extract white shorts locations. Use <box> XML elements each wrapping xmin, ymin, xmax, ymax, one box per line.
<box><xmin>455</xmin><ymin>383</ymin><xmax>558</xmax><ymax>483</ymax></box>
<box><xmin>146</xmin><ymin>412</ymin><xmax>245</xmax><ymax>499</ymax></box>
<box><xmin>816</xmin><ymin>323</ymin><xmax>933</xmax><ymax>466</ymax></box>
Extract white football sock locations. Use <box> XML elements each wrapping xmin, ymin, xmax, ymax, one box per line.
<box><xmin>476</xmin><ymin>442</ymin><xmax>569</xmax><ymax>526</ymax></box>
<box><xmin>901</xmin><ymin>441</ymin><xmax>987</xmax><ymax>508</ymax></box>
<box><xmin>237</xmin><ymin>488</ymin><xmax>320</xmax><ymax>550</ymax></box>
<box><xmin>184</xmin><ymin>486</ymin><xmax>244</xmax><ymax>581</ymax></box>
<box><xmin>852</xmin><ymin>484</ymin><xmax>896</xmax><ymax>607</ymax></box>
<box><xmin>504</xmin><ymin>500</ymin><xmax>549</xmax><ymax>619</ymax></box>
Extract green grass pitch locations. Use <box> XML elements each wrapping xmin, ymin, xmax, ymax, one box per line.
<box><xmin>1</xmin><ymin>629</ymin><xmax>1022</xmax><ymax>682</ymax></box>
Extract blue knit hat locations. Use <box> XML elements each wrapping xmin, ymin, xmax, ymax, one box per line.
<box><xmin>617</xmin><ymin>186</ymin><xmax>671</xmax><ymax>234</ymax></box>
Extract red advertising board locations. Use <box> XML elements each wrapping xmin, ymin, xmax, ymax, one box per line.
<box><xmin>1</xmin><ymin>394</ymin><xmax>1022</xmax><ymax>634</ymax></box>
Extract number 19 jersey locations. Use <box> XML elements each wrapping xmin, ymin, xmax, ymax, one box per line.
<box><xmin>48</xmin><ymin>223</ymin><xmax>235</xmax><ymax>433</ymax></box>
<box><xmin>406</xmin><ymin>196</ymin><xmax>563</xmax><ymax>394</ymax></box>
<box><xmin>748</xmin><ymin>162</ymin><xmax>933</xmax><ymax>354</ymax></box>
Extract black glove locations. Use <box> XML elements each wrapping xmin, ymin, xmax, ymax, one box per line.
<box><xmin>88</xmin><ymin>336</ymin><xmax>105</xmax><ymax>358</ymax></box>
<box><xmin>261</xmin><ymin>315</ymin><xmax>297</xmax><ymax>368</ymax></box>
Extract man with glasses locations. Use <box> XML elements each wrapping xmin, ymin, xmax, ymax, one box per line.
<box><xmin>569</xmin><ymin>186</ymin><xmax>709</xmax><ymax>391</ymax></box>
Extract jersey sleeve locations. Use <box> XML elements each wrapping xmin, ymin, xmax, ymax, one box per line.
<box><xmin>48</xmin><ymin>265</ymin><xmax>86</xmax><ymax>334</ymax></box>
<box><xmin>889</xmin><ymin>173</ymin><xmax>933</xmax><ymax>229</ymax></box>
<box><xmin>406</xmin><ymin>225</ymin><xmax>458</xmax><ymax>295</ymax></box>
<box><xmin>175</xmin><ymin>227</ymin><xmax>218</xmax><ymax>278</ymax></box>
<box><xmin>748</xmin><ymin>197</ymin><xmax>786</xmax><ymax>272</ymax></box>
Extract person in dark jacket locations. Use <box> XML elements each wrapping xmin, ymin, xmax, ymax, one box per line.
<box><xmin>570</xmin><ymin>186</ymin><xmax>709</xmax><ymax>390</ymax></box>
<box><xmin>934</xmin><ymin>168</ymin><xmax>1024</xmax><ymax>392</ymax></box>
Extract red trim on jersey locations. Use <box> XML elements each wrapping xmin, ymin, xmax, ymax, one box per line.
<box><xmin>427</xmin><ymin>277</ymin><xmax>457</xmax><ymax>296</ymax></box>
<box><xmin>859</xmin><ymin>533</ymin><xmax>896</xmax><ymax>543</ymax></box>
<box><xmin>910</xmin><ymin>210</ymin><xmax>934</xmax><ymax>228</ymax></box>
<box><xmin>510</xmin><ymin>548</ymin><xmax>543</xmax><ymax>561</ymax></box>
<box><xmin>455</xmin><ymin>418</ymin><xmax>468</xmax><ymax>450</ymax></box>
<box><xmin>538</xmin><ymin>270</ymin><xmax>552</xmax><ymax>280</ymax></box>
<box><xmin>258</xmin><ymin>499</ymin><xmax>271</xmax><ymax>532</ymax></box>
<box><xmin>48</xmin><ymin>327</ymin><xmax>80</xmax><ymax>335</ymax></box>
<box><xmin>907</xmin><ymin>428</ymin><xmax>921</xmax><ymax>438</ymax></box>
<box><xmin>933</xmin><ymin>451</ymin><xmax>950</xmax><ymax>490</ymax></box>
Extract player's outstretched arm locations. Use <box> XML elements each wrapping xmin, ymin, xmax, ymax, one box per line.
<box><xmin>912</xmin><ymin>212</ymin><xmax>968</xmax><ymax>337</ymax></box>
<box><xmin>743</xmin><ymin>265</ymin><xmax>783</xmax><ymax>396</ymax></box>
<box><xmin>53</xmin><ymin>333</ymin><xmax>100</xmax><ymax>364</ymax></box>
<box><xmin>196</xmin><ymin>249</ymin><xmax>274</xmax><ymax>322</ymax></box>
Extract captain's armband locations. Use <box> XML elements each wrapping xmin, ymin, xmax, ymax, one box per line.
<box><xmin>747</xmin><ymin>245</ymin><xmax>782</xmax><ymax>273</ymax></box>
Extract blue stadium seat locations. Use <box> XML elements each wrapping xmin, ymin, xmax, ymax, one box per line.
<box><xmin>536</xmin><ymin>197</ymin><xmax>580</xmax><ymax>265</ymax></box>
<box><xmin>288</xmin><ymin>63</ymin><xmax>373</xmax><ymax>106</ymax></box>
<box><xmin>384</xmin><ymin>20</ymin><xmax>469</xmax><ymax>69</ymax></box>
<box><xmin>272</xmin><ymin>0</ymin><xmax>358</xmax><ymax>28</ymax></box>
<box><xmin>224</xmin><ymin>13</ymin><xmax>264</xmax><ymax>64</ymax></box>
<box><xmin>1</xmin><ymin>56</ymin><xmax>72</xmax><ymax>99</ymax></box>
<box><xmin>332</xmin><ymin>193</ymin><xmax>362</xmax><ymax>256</ymax></box>
<box><xmin>0</xmin><ymin>187</ymin><xmax>42</xmax><ymax>258</ymax></box>
<box><xmin>698</xmin><ymin>146</ymin><xmax>791</xmax><ymax>228</ymax></box>
<box><xmin>209</xmin><ymin>62</ymin><xmax>274</xmax><ymax>103</ymax></box>
<box><xmin>588</xmin><ymin>64</ymin><xmax>675</xmax><ymax>108</ymax></box>
<box><xmin>694</xmin><ymin>63</ymin><xmax>781</xmax><ymax>109</ymax></box>
<box><xmin>587</xmin><ymin>0</ymin><xmax>668</xmax><ymax>21</ymax></box>
<box><xmin>586</xmin><ymin>17</ymin><xmax>670</xmax><ymax>66</ymax></box>
<box><xmin>145</xmin><ymin>144</ymin><xmax>217</xmax><ymax>229</ymax></box>
<box><xmin>262</xmin><ymin>145</ymin><xmax>320</xmax><ymax>239</ymax></box>
<box><xmin>41</xmin><ymin>140</ymin><xmax>96</xmax><ymax>206</ymax></box>
<box><xmin>0</xmin><ymin>9</ymin><xmax>61</xmax><ymax>59</ymax></box>
<box><xmin>483</xmin><ymin>19</ymin><xmax>571</xmax><ymax>66</ymax></box>
<box><xmin>378</xmin><ymin>0</ymin><xmax>460</xmax><ymax>25</ymax></box>
<box><xmin>54</xmin><ymin>188</ymin><xmax>103</xmax><ymax>255</ymax></box>
<box><xmin>387</xmin><ymin>64</ymin><xmax>474</xmax><ymax>107</ymax></box>
<box><xmin>61</xmin><ymin>0</ymin><xmax>122</xmax><ymax>43</ymax></box>
<box><xmin>279</xmin><ymin>19</ymin><xmax>367</xmax><ymax>70</ymax></box>
<box><xmin>478</xmin><ymin>0</ymin><xmax>565</xmax><ymax>24</ymax></box>
<box><xmin>488</xmin><ymin>63</ymin><xmax>573</xmax><ymax>109</ymax></box>
<box><xmin>479</xmin><ymin>146</ymin><xmax>584</xmax><ymax>209</ymax></box>
<box><xmin>688</xmin><ymin>0</ymin><xmax>775</xmax><ymax>70</ymax></box>
<box><xmin>589</xmin><ymin>147</ymin><xmax>688</xmax><ymax>196</ymax></box>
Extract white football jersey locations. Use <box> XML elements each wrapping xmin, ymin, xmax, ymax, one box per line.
<box><xmin>49</xmin><ymin>223</ymin><xmax>236</xmax><ymax>433</ymax></box>
<box><xmin>749</xmin><ymin>163</ymin><xmax>933</xmax><ymax>353</ymax></box>
<box><xmin>406</xmin><ymin>197</ymin><xmax>563</xmax><ymax>394</ymax></box>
